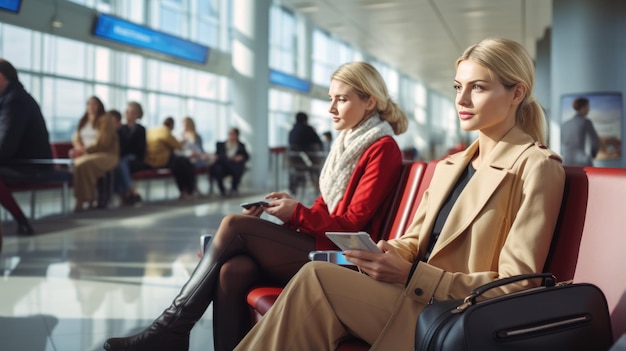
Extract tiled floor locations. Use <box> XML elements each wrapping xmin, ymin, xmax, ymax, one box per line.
<box><xmin>0</xmin><ymin>189</ymin><xmax>287</xmax><ymax>351</ymax></box>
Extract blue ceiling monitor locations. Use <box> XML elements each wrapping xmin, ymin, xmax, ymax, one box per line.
<box><xmin>0</xmin><ymin>0</ymin><xmax>22</xmax><ymax>13</ymax></box>
<box><xmin>269</xmin><ymin>69</ymin><xmax>311</xmax><ymax>93</ymax></box>
<box><xmin>92</xmin><ymin>13</ymin><xmax>209</xmax><ymax>64</ymax></box>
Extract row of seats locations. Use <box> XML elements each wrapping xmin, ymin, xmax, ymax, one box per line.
<box><xmin>50</xmin><ymin>142</ymin><xmax>215</xmax><ymax>198</ymax></box>
<box><xmin>0</xmin><ymin>142</ymin><xmax>214</xmax><ymax>233</ymax></box>
<box><xmin>246</xmin><ymin>160</ymin><xmax>626</xmax><ymax>350</ymax></box>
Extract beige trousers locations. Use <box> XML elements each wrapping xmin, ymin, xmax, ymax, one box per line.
<box><xmin>234</xmin><ymin>261</ymin><xmax>410</xmax><ymax>351</ymax></box>
<box><xmin>73</xmin><ymin>153</ymin><xmax>118</xmax><ymax>203</ymax></box>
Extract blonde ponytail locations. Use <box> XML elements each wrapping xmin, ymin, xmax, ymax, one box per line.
<box><xmin>379</xmin><ymin>98</ymin><xmax>408</xmax><ymax>135</ymax></box>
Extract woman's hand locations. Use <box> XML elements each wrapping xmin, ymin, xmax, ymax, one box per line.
<box><xmin>343</xmin><ymin>240</ymin><xmax>413</xmax><ymax>285</ymax></box>
<box><xmin>69</xmin><ymin>147</ymin><xmax>85</xmax><ymax>159</ymax></box>
<box><xmin>263</xmin><ymin>193</ymin><xmax>298</xmax><ymax>223</ymax></box>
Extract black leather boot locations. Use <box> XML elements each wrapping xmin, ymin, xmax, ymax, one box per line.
<box><xmin>103</xmin><ymin>246</ymin><xmax>221</xmax><ymax>351</ymax></box>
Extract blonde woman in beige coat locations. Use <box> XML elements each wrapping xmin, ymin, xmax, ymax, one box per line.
<box><xmin>70</xmin><ymin>96</ymin><xmax>119</xmax><ymax>212</ymax></box>
<box><xmin>234</xmin><ymin>37</ymin><xmax>566</xmax><ymax>351</ymax></box>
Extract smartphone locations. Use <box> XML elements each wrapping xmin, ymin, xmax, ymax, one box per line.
<box><xmin>308</xmin><ymin>250</ymin><xmax>353</xmax><ymax>265</ymax></box>
<box><xmin>325</xmin><ymin>232</ymin><xmax>382</xmax><ymax>253</ymax></box>
<box><xmin>200</xmin><ymin>234</ymin><xmax>213</xmax><ymax>255</ymax></box>
<box><xmin>240</xmin><ymin>200</ymin><xmax>269</xmax><ymax>210</ymax></box>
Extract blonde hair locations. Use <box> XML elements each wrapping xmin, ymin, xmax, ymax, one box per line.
<box><xmin>456</xmin><ymin>37</ymin><xmax>546</xmax><ymax>143</ymax></box>
<box><xmin>331</xmin><ymin>62</ymin><xmax>408</xmax><ymax>135</ymax></box>
<box><xmin>182</xmin><ymin>116</ymin><xmax>197</xmax><ymax>139</ymax></box>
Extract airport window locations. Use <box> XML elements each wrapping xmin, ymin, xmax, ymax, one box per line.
<box><xmin>269</xmin><ymin>5</ymin><xmax>297</xmax><ymax>74</ymax></box>
<box><xmin>42</xmin><ymin>77</ymin><xmax>89</xmax><ymax>141</ymax></box>
<box><xmin>157</xmin><ymin>61</ymin><xmax>183</xmax><ymax>94</ymax></box>
<box><xmin>312</xmin><ymin>29</ymin><xmax>360</xmax><ymax>86</ymax></box>
<box><xmin>193</xmin><ymin>71</ymin><xmax>224</xmax><ymax>100</ymax></box>
<box><xmin>123</xmin><ymin>54</ymin><xmax>144</xmax><ymax>88</ymax></box>
<box><xmin>371</xmin><ymin>61</ymin><xmax>399</xmax><ymax>100</ymax></box>
<box><xmin>148</xmin><ymin>93</ymin><xmax>183</xmax><ymax>128</ymax></box>
<box><xmin>0</xmin><ymin>24</ymin><xmax>32</xmax><ymax>70</ymax></box>
<box><xmin>159</xmin><ymin>0</ymin><xmax>186</xmax><ymax>37</ymax></box>
<box><xmin>68</xmin><ymin>0</ymin><xmax>112</xmax><ymax>12</ymax></box>
<box><xmin>428</xmin><ymin>92</ymin><xmax>459</xmax><ymax>156</ymax></box>
<box><xmin>122</xmin><ymin>0</ymin><xmax>145</xmax><ymax>23</ymax></box>
<box><xmin>0</xmin><ymin>21</ymin><xmax>230</xmax><ymax>147</ymax></box>
<box><xmin>43</xmin><ymin>36</ymin><xmax>87</xmax><ymax>79</ymax></box>
<box><xmin>310</xmin><ymin>98</ymin><xmax>334</xmax><ymax>138</ymax></box>
<box><xmin>268</xmin><ymin>89</ymin><xmax>295</xmax><ymax>147</ymax></box>
<box><xmin>312</xmin><ymin>29</ymin><xmax>333</xmax><ymax>85</ymax></box>
<box><xmin>94</xmin><ymin>47</ymin><xmax>111</xmax><ymax>83</ymax></box>
<box><xmin>193</xmin><ymin>0</ymin><xmax>220</xmax><ymax>47</ymax></box>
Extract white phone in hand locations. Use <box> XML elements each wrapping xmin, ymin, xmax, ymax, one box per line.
<box><xmin>325</xmin><ymin>232</ymin><xmax>382</xmax><ymax>253</ymax></box>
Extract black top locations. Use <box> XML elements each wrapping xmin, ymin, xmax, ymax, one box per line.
<box><xmin>406</xmin><ymin>162</ymin><xmax>476</xmax><ymax>285</ymax></box>
<box><xmin>423</xmin><ymin>162</ymin><xmax>476</xmax><ymax>262</ymax></box>
<box><xmin>288</xmin><ymin>123</ymin><xmax>323</xmax><ymax>152</ymax></box>
<box><xmin>0</xmin><ymin>81</ymin><xmax>52</xmax><ymax>173</ymax></box>
<box><xmin>118</xmin><ymin>123</ymin><xmax>146</xmax><ymax>160</ymax></box>
<box><xmin>215</xmin><ymin>141</ymin><xmax>249</xmax><ymax>163</ymax></box>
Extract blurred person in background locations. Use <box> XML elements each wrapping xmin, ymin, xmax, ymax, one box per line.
<box><xmin>561</xmin><ymin>97</ymin><xmax>600</xmax><ymax>166</ymax></box>
<box><xmin>145</xmin><ymin>117</ymin><xmax>196</xmax><ymax>200</ymax></box>
<box><xmin>210</xmin><ymin>127</ymin><xmax>249</xmax><ymax>196</ymax></box>
<box><xmin>178</xmin><ymin>116</ymin><xmax>213</xmax><ymax>169</ymax></box>
<box><xmin>0</xmin><ymin>58</ymin><xmax>57</xmax><ymax>233</ymax></box>
<box><xmin>70</xmin><ymin>96</ymin><xmax>119</xmax><ymax>212</ymax></box>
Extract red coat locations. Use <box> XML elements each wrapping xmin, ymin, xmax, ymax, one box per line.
<box><xmin>286</xmin><ymin>135</ymin><xmax>403</xmax><ymax>250</ymax></box>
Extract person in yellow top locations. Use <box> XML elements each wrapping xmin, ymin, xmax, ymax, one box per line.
<box><xmin>70</xmin><ymin>96</ymin><xmax>119</xmax><ymax>212</ymax></box>
<box><xmin>145</xmin><ymin>117</ymin><xmax>196</xmax><ymax>199</ymax></box>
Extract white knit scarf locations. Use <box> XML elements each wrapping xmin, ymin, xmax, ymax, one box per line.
<box><xmin>319</xmin><ymin>115</ymin><xmax>394</xmax><ymax>213</ymax></box>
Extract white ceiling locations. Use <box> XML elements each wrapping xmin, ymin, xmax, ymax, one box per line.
<box><xmin>279</xmin><ymin>0</ymin><xmax>552</xmax><ymax>100</ymax></box>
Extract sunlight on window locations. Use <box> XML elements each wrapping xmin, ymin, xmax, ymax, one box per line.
<box><xmin>1</xmin><ymin>25</ymin><xmax>32</xmax><ymax>69</ymax></box>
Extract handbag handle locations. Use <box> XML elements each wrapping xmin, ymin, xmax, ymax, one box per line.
<box><xmin>462</xmin><ymin>273</ymin><xmax>556</xmax><ymax>306</ymax></box>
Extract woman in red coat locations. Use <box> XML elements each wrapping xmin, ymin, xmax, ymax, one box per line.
<box><xmin>104</xmin><ymin>62</ymin><xmax>409</xmax><ymax>351</ymax></box>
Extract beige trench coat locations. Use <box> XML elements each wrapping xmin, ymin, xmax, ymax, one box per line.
<box><xmin>370</xmin><ymin>126</ymin><xmax>565</xmax><ymax>349</ymax></box>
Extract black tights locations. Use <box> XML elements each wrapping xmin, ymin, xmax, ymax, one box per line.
<box><xmin>206</xmin><ymin>215</ymin><xmax>315</xmax><ymax>350</ymax></box>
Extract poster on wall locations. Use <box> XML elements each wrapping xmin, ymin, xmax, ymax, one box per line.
<box><xmin>560</xmin><ymin>92</ymin><xmax>622</xmax><ymax>165</ymax></box>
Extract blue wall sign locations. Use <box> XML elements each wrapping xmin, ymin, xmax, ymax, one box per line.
<box><xmin>269</xmin><ymin>69</ymin><xmax>311</xmax><ymax>93</ymax></box>
<box><xmin>92</xmin><ymin>13</ymin><xmax>209</xmax><ymax>64</ymax></box>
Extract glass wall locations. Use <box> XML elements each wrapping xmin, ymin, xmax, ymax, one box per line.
<box><xmin>34</xmin><ymin>0</ymin><xmax>462</xmax><ymax>161</ymax></box>
<box><xmin>263</xmin><ymin>6</ymin><xmax>463</xmax><ymax>158</ymax></box>
<box><xmin>0</xmin><ymin>0</ymin><xmax>232</xmax><ymax>151</ymax></box>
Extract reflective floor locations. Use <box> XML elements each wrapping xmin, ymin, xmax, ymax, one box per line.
<box><xmin>0</xmin><ymin>190</ymin><xmax>278</xmax><ymax>351</ymax></box>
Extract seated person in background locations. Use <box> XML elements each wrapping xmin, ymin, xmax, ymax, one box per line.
<box><xmin>233</xmin><ymin>37</ymin><xmax>566</xmax><ymax>351</ymax></box>
<box><xmin>0</xmin><ymin>58</ymin><xmax>60</xmax><ymax>234</ymax></box>
<box><xmin>210</xmin><ymin>127</ymin><xmax>249</xmax><ymax>196</ymax></box>
<box><xmin>70</xmin><ymin>96</ymin><xmax>119</xmax><ymax>212</ymax></box>
<box><xmin>103</xmin><ymin>61</ymin><xmax>409</xmax><ymax>351</ymax></box>
<box><xmin>145</xmin><ymin>117</ymin><xmax>196</xmax><ymax>200</ymax></box>
<box><xmin>118</xmin><ymin>101</ymin><xmax>147</xmax><ymax>200</ymax></box>
<box><xmin>287</xmin><ymin>111</ymin><xmax>324</xmax><ymax>194</ymax></box>
<box><xmin>178</xmin><ymin>116</ymin><xmax>214</xmax><ymax>169</ymax></box>
<box><xmin>322</xmin><ymin>130</ymin><xmax>333</xmax><ymax>152</ymax></box>
<box><xmin>109</xmin><ymin>109</ymin><xmax>142</xmax><ymax>206</ymax></box>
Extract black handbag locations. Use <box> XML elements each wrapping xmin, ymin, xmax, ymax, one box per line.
<box><xmin>414</xmin><ymin>273</ymin><xmax>613</xmax><ymax>351</ymax></box>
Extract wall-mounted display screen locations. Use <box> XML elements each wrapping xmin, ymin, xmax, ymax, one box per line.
<box><xmin>269</xmin><ymin>69</ymin><xmax>311</xmax><ymax>93</ymax></box>
<box><xmin>92</xmin><ymin>13</ymin><xmax>209</xmax><ymax>64</ymax></box>
<box><xmin>0</xmin><ymin>0</ymin><xmax>22</xmax><ymax>13</ymax></box>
